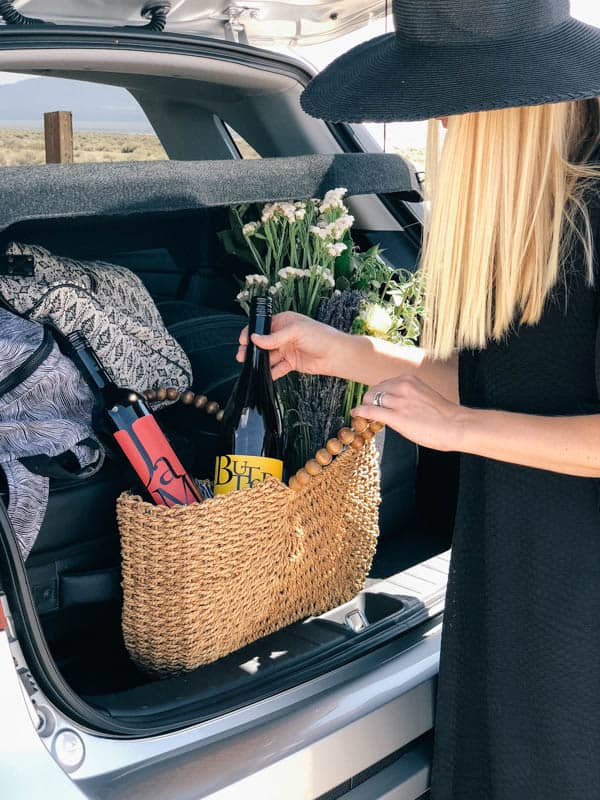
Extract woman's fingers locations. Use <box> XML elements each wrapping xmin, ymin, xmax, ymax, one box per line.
<box><xmin>362</xmin><ymin>375</ymin><xmax>422</xmax><ymax>406</ymax></box>
<box><xmin>237</xmin><ymin>322</ymin><xmax>290</xmax><ymax>361</ymax></box>
<box><xmin>251</xmin><ymin>328</ymin><xmax>293</xmax><ymax>350</ymax></box>
<box><xmin>272</xmin><ymin>359</ymin><xmax>291</xmax><ymax>381</ymax></box>
<box><xmin>237</xmin><ymin>326</ymin><xmax>249</xmax><ymax>362</ymax></box>
<box><xmin>235</xmin><ymin>343</ymin><xmax>290</xmax><ymax>379</ymax></box>
<box><xmin>351</xmin><ymin>404</ymin><xmax>394</xmax><ymax>427</ymax></box>
<box><xmin>236</xmin><ymin>344</ymin><xmax>246</xmax><ymax>363</ymax></box>
<box><xmin>362</xmin><ymin>385</ymin><xmax>401</xmax><ymax>407</ymax></box>
<box><xmin>236</xmin><ymin>346</ymin><xmax>288</xmax><ymax>367</ymax></box>
<box><xmin>353</xmin><ymin>386</ymin><xmax>400</xmax><ymax>427</ymax></box>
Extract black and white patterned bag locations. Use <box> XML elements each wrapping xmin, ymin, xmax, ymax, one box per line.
<box><xmin>0</xmin><ymin>309</ymin><xmax>101</xmax><ymax>560</ymax></box>
<box><xmin>0</xmin><ymin>243</ymin><xmax>194</xmax><ymax>559</ymax></box>
<box><xmin>0</xmin><ymin>242</ymin><xmax>192</xmax><ymax>394</ymax></box>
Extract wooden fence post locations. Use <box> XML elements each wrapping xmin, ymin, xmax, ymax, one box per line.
<box><xmin>44</xmin><ymin>111</ymin><xmax>74</xmax><ymax>164</ymax></box>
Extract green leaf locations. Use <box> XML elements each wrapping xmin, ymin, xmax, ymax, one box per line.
<box><xmin>217</xmin><ymin>229</ymin><xmax>258</xmax><ymax>267</ymax></box>
<box><xmin>217</xmin><ymin>229</ymin><xmax>240</xmax><ymax>256</ymax></box>
<box><xmin>335</xmin><ymin>275</ymin><xmax>351</xmax><ymax>291</ymax></box>
<box><xmin>351</xmin><ymin>318</ymin><xmax>367</xmax><ymax>336</ymax></box>
<box><xmin>334</xmin><ymin>232</ymin><xmax>354</xmax><ymax>280</ymax></box>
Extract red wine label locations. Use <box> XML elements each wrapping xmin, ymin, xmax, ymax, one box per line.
<box><xmin>114</xmin><ymin>415</ymin><xmax>201</xmax><ymax>507</ymax></box>
<box><xmin>214</xmin><ymin>455</ymin><xmax>283</xmax><ymax>495</ymax></box>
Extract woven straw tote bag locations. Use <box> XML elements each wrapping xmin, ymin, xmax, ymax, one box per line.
<box><xmin>117</xmin><ymin>423</ymin><xmax>381</xmax><ymax>676</ymax></box>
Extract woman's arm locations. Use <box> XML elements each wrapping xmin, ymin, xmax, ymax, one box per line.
<box><xmin>459</xmin><ymin>407</ymin><xmax>600</xmax><ymax>478</ymax></box>
<box><xmin>353</xmin><ymin>376</ymin><xmax>600</xmax><ymax>479</ymax></box>
<box><xmin>351</xmin><ymin>335</ymin><xmax>459</xmax><ymax>404</ymax></box>
<box><xmin>239</xmin><ymin>311</ymin><xmax>459</xmax><ymax>402</ymax></box>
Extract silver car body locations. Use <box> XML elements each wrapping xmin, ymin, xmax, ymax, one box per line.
<box><xmin>2</xmin><ymin>552</ymin><xmax>447</xmax><ymax>798</ymax></box>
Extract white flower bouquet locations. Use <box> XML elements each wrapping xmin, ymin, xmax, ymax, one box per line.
<box><xmin>219</xmin><ymin>189</ymin><xmax>425</xmax><ymax>473</ymax></box>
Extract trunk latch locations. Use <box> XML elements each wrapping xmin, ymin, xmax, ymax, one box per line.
<box><xmin>345</xmin><ymin>608</ymin><xmax>368</xmax><ymax>633</ymax></box>
<box><xmin>223</xmin><ymin>6</ymin><xmax>257</xmax><ymax>44</ymax></box>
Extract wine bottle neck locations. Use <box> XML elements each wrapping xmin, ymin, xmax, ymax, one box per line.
<box><xmin>248</xmin><ymin>310</ymin><xmax>271</xmax><ymax>372</ymax></box>
<box><xmin>67</xmin><ymin>331</ymin><xmax>114</xmax><ymax>392</ymax></box>
<box><xmin>251</xmin><ymin>310</ymin><xmax>271</xmax><ymax>337</ymax></box>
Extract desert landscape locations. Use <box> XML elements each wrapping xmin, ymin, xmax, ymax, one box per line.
<box><xmin>0</xmin><ymin>128</ymin><xmax>166</xmax><ymax>165</ymax></box>
<box><xmin>0</xmin><ymin>127</ymin><xmax>424</xmax><ymax>169</ymax></box>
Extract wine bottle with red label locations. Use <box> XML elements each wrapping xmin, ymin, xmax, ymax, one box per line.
<box><xmin>67</xmin><ymin>331</ymin><xmax>202</xmax><ymax>507</ymax></box>
<box><xmin>214</xmin><ymin>296</ymin><xmax>284</xmax><ymax>494</ymax></box>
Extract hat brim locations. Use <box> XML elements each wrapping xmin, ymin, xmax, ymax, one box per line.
<box><xmin>301</xmin><ymin>18</ymin><xmax>600</xmax><ymax>123</ymax></box>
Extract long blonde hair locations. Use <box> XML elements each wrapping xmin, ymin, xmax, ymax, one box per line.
<box><xmin>420</xmin><ymin>99</ymin><xmax>600</xmax><ymax>360</ymax></box>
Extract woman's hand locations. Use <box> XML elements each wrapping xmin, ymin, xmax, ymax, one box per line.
<box><xmin>353</xmin><ymin>375</ymin><xmax>469</xmax><ymax>452</ymax></box>
<box><xmin>237</xmin><ymin>311</ymin><xmax>459</xmax><ymax>400</ymax></box>
<box><xmin>356</xmin><ymin>376</ymin><xmax>600</xmax><ymax>477</ymax></box>
<box><xmin>237</xmin><ymin>311</ymin><xmax>352</xmax><ymax>380</ymax></box>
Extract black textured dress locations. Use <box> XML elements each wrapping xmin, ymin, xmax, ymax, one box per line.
<box><xmin>431</xmin><ymin>206</ymin><xmax>600</xmax><ymax>798</ymax></box>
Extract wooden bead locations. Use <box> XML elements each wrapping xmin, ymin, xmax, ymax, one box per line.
<box><xmin>194</xmin><ymin>394</ymin><xmax>208</xmax><ymax>409</ymax></box>
<box><xmin>350</xmin><ymin>434</ymin><xmax>365</xmax><ymax>450</ymax></box>
<box><xmin>305</xmin><ymin>459</ymin><xmax>322</xmax><ymax>477</ymax></box>
<box><xmin>155</xmin><ymin>387</ymin><xmax>167</xmax><ymax>401</ymax></box>
<box><xmin>166</xmin><ymin>387</ymin><xmax>179</xmax><ymax>401</ymax></box>
<box><xmin>289</xmin><ymin>475</ymin><xmax>301</xmax><ymax>491</ymax></box>
<box><xmin>206</xmin><ymin>401</ymin><xmax>220</xmax><ymax>415</ymax></box>
<box><xmin>181</xmin><ymin>390</ymin><xmax>195</xmax><ymax>405</ymax></box>
<box><xmin>326</xmin><ymin>438</ymin><xmax>343</xmax><ymax>456</ymax></box>
<box><xmin>351</xmin><ymin>416</ymin><xmax>369</xmax><ymax>433</ymax></box>
<box><xmin>216</xmin><ymin>409</ymin><xmax>225</xmax><ymax>422</ymax></box>
<box><xmin>337</xmin><ymin>427</ymin><xmax>355</xmax><ymax>445</ymax></box>
<box><xmin>316</xmin><ymin>448</ymin><xmax>333</xmax><ymax>466</ymax></box>
<box><xmin>369</xmin><ymin>420</ymin><xmax>384</xmax><ymax>433</ymax></box>
<box><xmin>361</xmin><ymin>428</ymin><xmax>375</xmax><ymax>441</ymax></box>
<box><xmin>144</xmin><ymin>389</ymin><xmax>156</xmax><ymax>402</ymax></box>
<box><xmin>295</xmin><ymin>468</ymin><xmax>310</xmax><ymax>487</ymax></box>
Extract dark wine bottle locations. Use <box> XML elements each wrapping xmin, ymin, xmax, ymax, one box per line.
<box><xmin>214</xmin><ymin>296</ymin><xmax>283</xmax><ymax>494</ymax></box>
<box><xmin>67</xmin><ymin>331</ymin><xmax>202</xmax><ymax>507</ymax></box>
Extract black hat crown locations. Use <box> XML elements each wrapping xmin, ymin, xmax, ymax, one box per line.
<box><xmin>393</xmin><ymin>0</ymin><xmax>571</xmax><ymax>44</ymax></box>
<box><xmin>301</xmin><ymin>0</ymin><xmax>600</xmax><ymax>124</ymax></box>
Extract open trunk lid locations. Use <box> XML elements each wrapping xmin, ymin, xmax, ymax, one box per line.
<box><xmin>2</xmin><ymin>1</ymin><xmax>387</xmax><ymax>46</ymax></box>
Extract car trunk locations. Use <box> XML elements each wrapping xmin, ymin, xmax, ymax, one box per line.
<box><xmin>8</xmin><ymin>0</ymin><xmax>388</xmax><ymax>48</ymax></box>
<box><xmin>0</xmin><ymin>155</ymin><xmax>455</xmax><ymax>734</ymax></box>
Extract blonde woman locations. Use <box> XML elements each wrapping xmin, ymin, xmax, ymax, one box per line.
<box><xmin>238</xmin><ymin>1</ymin><xmax>600</xmax><ymax>797</ymax></box>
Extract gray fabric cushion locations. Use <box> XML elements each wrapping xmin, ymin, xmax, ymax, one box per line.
<box><xmin>0</xmin><ymin>154</ymin><xmax>420</xmax><ymax>234</ymax></box>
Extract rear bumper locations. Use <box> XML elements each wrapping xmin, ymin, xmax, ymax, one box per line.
<box><xmin>0</xmin><ymin>622</ymin><xmax>87</xmax><ymax>799</ymax></box>
<box><xmin>1</xmin><ymin>613</ymin><xmax>440</xmax><ymax>800</ymax></box>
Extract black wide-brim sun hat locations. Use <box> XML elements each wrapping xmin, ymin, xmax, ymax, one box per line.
<box><xmin>301</xmin><ymin>0</ymin><xmax>600</xmax><ymax>123</ymax></box>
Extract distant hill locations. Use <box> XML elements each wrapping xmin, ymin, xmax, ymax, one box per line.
<box><xmin>0</xmin><ymin>77</ymin><xmax>152</xmax><ymax>132</ymax></box>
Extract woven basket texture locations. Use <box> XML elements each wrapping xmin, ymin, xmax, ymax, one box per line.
<box><xmin>117</xmin><ymin>441</ymin><xmax>381</xmax><ymax>675</ymax></box>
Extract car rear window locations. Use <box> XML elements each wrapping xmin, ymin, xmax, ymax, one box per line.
<box><xmin>0</xmin><ymin>73</ymin><xmax>167</xmax><ymax>166</ymax></box>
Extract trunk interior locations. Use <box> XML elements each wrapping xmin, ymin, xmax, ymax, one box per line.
<box><xmin>0</xmin><ymin>165</ymin><xmax>456</xmax><ymax>728</ymax></box>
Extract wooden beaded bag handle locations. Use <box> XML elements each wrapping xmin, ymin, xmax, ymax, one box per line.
<box><xmin>144</xmin><ymin>385</ymin><xmax>383</xmax><ymax>492</ymax></box>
